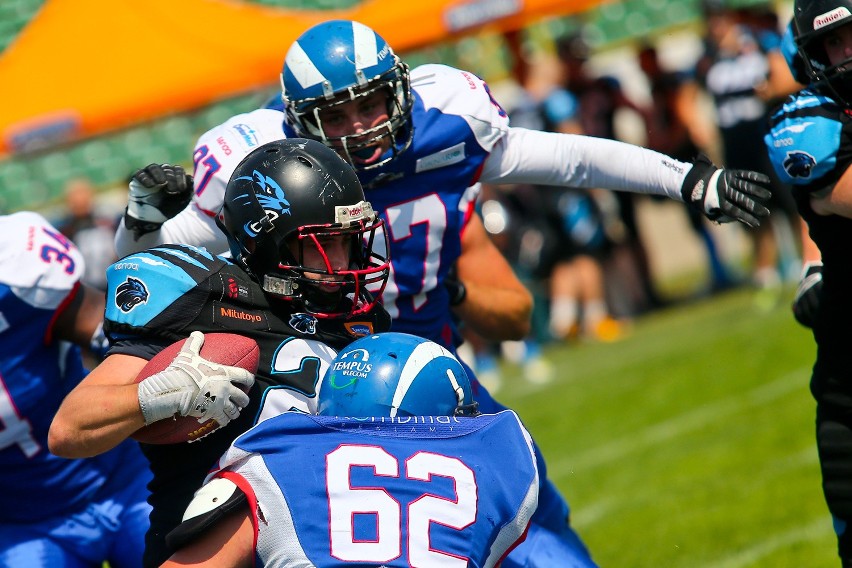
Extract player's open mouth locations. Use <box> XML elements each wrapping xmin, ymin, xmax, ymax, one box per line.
<box><xmin>351</xmin><ymin>145</ymin><xmax>383</xmax><ymax>164</ymax></box>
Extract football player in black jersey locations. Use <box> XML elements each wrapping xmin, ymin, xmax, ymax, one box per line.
<box><xmin>765</xmin><ymin>2</ymin><xmax>852</xmax><ymax>565</ymax></box>
<box><xmin>49</xmin><ymin>138</ymin><xmax>391</xmax><ymax>567</ymax></box>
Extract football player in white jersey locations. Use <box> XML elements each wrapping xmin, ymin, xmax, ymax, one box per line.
<box><xmin>113</xmin><ymin>20</ymin><xmax>774</xmax><ymax>567</ymax></box>
<box><xmin>162</xmin><ymin>333</ymin><xmax>538</xmax><ymax>568</ymax></box>
<box><xmin>0</xmin><ymin>211</ymin><xmax>151</xmax><ymax>567</ymax></box>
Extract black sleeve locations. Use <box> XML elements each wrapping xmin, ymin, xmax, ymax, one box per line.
<box><xmin>164</xmin><ymin>485</ymin><xmax>249</xmax><ymax>551</ymax></box>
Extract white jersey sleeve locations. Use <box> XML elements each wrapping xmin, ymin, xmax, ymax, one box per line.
<box><xmin>411</xmin><ymin>63</ymin><xmax>510</xmax><ymax>153</ymax></box>
<box><xmin>114</xmin><ymin>109</ymin><xmax>288</xmax><ymax>258</ymax></box>
<box><xmin>479</xmin><ymin>126</ymin><xmax>691</xmax><ymax>201</ymax></box>
<box><xmin>0</xmin><ymin>212</ymin><xmax>84</xmax><ymax>310</ymax></box>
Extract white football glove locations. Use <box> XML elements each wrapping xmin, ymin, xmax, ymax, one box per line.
<box><xmin>137</xmin><ymin>331</ymin><xmax>255</xmax><ymax>427</ymax></box>
<box><xmin>126</xmin><ymin>163</ymin><xmax>193</xmax><ymax>236</ymax></box>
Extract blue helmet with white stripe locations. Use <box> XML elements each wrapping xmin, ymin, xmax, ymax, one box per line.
<box><xmin>280</xmin><ymin>20</ymin><xmax>413</xmax><ymax>170</ymax></box>
<box><xmin>317</xmin><ymin>332</ymin><xmax>479</xmax><ymax>418</ymax></box>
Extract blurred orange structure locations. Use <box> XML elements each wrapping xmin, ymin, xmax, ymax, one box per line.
<box><xmin>0</xmin><ymin>0</ymin><xmax>604</xmax><ymax>157</ymax></box>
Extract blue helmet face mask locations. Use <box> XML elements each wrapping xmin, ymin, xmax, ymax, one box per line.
<box><xmin>318</xmin><ymin>332</ymin><xmax>479</xmax><ymax>418</ymax></box>
<box><xmin>281</xmin><ymin>20</ymin><xmax>414</xmax><ymax>171</ymax></box>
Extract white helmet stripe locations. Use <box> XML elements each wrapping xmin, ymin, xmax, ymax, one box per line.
<box><xmin>352</xmin><ymin>21</ymin><xmax>378</xmax><ymax>70</ymax></box>
<box><xmin>286</xmin><ymin>41</ymin><xmax>327</xmax><ymax>89</ymax></box>
<box><xmin>390</xmin><ymin>342</ymin><xmax>454</xmax><ymax>417</ymax></box>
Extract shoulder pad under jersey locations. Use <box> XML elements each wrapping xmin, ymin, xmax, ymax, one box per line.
<box><xmin>765</xmin><ymin>90</ymin><xmax>846</xmax><ymax>189</ymax></box>
<box><xmin>192</xmin><ymin>109</ymin><xmax>287</xmax><ymax>215</ymax></box>
<box><xmin>410</xmin><ymin>64</ymin><xmax>509</xmax><ymax>152</ymax></box>
<box><xmin>0</xmin><ymin>211</ymin><xmax>85</xmax><ymax>310</ymax></box>
<box><xmin>105</xmin><ymin>244</ymin><xmax>229</xmax><ymax>328</ymax></box>
<box><xmin>165</xmin><ymin>477</ymin><xmax>248</xmax><ymax>551</ymax></box>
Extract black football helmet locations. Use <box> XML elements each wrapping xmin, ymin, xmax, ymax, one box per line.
<box><xmin>794</xmin><ymin>0</ymin><xmax>852</xmax><ymax>103</ymax></box>
<box><xmin>219</xmin><ymin>138</ymin><xmax>389</xmax><ymax>318</ymax></box>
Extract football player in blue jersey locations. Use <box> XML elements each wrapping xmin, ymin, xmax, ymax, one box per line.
<box><xmin>112</xmin><ymin>19</ymin><xmax>776</xmax><ymax>567</ymax></box>
<box><xmin>0</xmin><ymin>211</ymin><xmax>151</xmax><ymax>567</ymax></box>
<box><xmin>161</xmin><ymin>332</ymin><xmax>540</xmax><ymax>568</ymax></box>
<box><xmin>764</xmin><ymin>2</ymin><xmax>852</xmax><ymax>565</ymax></box>
<box><xmin>49</xmin><ymin>138</ymin><xmax>392</xmax><ymax>567</ymax></box>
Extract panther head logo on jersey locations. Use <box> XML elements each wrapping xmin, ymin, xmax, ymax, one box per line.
<box><xmin>116</xmin><ymin>277</ymin><xmax>149</xmax><ymax>312</ymax></box>
<box><xmin>783</xmin><ymin>151</ymin><xmax>817</xmax><ymax>179</ymax></box>
<box><xmin>289</xmin><ymin>313</ymin><xmax>318</xmax><ymax>334</ymax></box>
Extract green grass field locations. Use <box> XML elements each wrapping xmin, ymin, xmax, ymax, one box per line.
<box><xmin>495</xmin><ymin>287</ymin><xmax>837</xmax><ymax>567</ymax></box>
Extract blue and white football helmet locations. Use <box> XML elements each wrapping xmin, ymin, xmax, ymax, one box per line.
<box><xmin>317</xmin><ymin>332</ymin><xmax>479</xmax><ymax>417</ymax></box>
<box><xmin>280</xmin><ymin>20</ymin><xmax>414</xmax><ymax>170</ymax></box>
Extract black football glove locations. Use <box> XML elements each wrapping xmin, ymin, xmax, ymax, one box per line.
<box><xmin>792</xmin><ymin>261</ymin><xmax>823</xmax><ymax>329</ymax></box>
<box><xmin>125</xmin><ymin>163</ymin><xmax>193</xmax><ymax>237</ymax></box>
<box><xmin>680</xmin><ymin>154</ymin><xmax>772</xmax><ymax>228</ymax></box>
<box><xmin>444</xmin><ymin>264</ymin><xmax>467</xmax><ymax>306</ymax></box>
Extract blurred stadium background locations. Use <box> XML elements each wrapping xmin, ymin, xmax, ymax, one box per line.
<box><xmin>0</xmin><ymin>0</ymin><xmax>788</xmax><ymax>214</ymax></box>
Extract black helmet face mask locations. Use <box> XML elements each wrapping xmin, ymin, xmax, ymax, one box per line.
<box><xmin>220</xmin><ymin>139</ymin><xmax>389</xmax><ymax>318</ymax></box>
<box><xmin>795</xmin><ymin>0</ymin><xmax>852</xmax><ymax>104</ymax></box>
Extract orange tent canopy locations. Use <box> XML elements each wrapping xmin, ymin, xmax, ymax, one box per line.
<box><xmin>0</xmin><ymin>0</ymin><xmax>602</xmax><ymax>157</ymax></box>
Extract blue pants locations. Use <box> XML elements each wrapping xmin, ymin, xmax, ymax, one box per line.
<box><xmin>0</xmin><ymin>467</ymin><xmax>151</xmax><ymax>567</ymax></box>
<box><xmin>467</xmin><ymin>362</ymin><xmax>597</xmax><ymax>567</ymax></box>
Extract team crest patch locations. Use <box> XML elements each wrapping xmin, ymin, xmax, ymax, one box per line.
<box><xmin>783</xmin><ymin>151</ymin><xmax>816</xmax><ymax>179</ymax></box>
<box><xmin>344</xmin><ymin>322</ymin><xmax>374</xmax><ymax>337</ymax></box>
<box><xmin>115</xmin><ymin>277</ymin><xmax>149</xmax><ymax>312</ymax></box>
<box><xmin>289</xmin><ymin>313</ymin><xmax>318</xmax><ymax>335</ymax></box>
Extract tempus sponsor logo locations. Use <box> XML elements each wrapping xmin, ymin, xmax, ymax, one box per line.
<box><xmin>328</xmin><ymin>347</ymin><xmax>372</xmax><ymax>387</ymax></box>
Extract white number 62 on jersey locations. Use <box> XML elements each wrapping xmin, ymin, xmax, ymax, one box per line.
<box><xmin>327</xmin><ymin>445</ymin><xmax>477</xmax><ymax>567</ymax></box>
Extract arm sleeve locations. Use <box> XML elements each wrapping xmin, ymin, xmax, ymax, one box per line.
<box><xmin>479</xmin><ymin>127</ymin><xmax>691</xmax><ymax>201</ymax></box>
<box><xmin>114</xmin><ymin>203</ymin><xmax>229</xmax><ymax>258</ymax></box>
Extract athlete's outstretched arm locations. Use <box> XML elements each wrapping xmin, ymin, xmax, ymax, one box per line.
<box><xmin>452</xmin><ymin>213</ymin><xmax>532</xmax><ymax>341</ymax></box>
<box><xmin>162</xmin><ymin>509</ymin><xmax>254</xmax><ymax>568</ymax></box>
<box><xmin>481</xmin><ymin>127</ymin><xmax>771</xmax><ymax>227</ymax></box>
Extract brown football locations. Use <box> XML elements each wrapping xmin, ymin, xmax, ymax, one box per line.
<box><xmin>131</xmin><ymin>333</ymin><xmax>260</xmax><ymax>444</ymax></box>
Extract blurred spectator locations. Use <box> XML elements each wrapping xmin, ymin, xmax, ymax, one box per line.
<box><xmin>554</xmin><ymin>31</ymin><xmax>667</xmax><ymax>316</ymax></box>
<box><xmin>56</xmin><ymin>178</ymin><xmax>118</xmax><ymax>291</ymax></box>
<box><xmin>637</xmin><ymin>42</ymin><xmax>737</xmax><ymax>294</ymax></box>
<box><xmin>695</xmin><ymin>2</ymin><xmax>802</xmax><ymax>307</ymax></box>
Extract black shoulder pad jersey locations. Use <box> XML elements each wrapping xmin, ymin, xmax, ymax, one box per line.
<box><xmin>102</xmin><ymin>243</ymin><xmax>390</xmax><ymax>562</ymax></box>
<box><xmin>766</xmin><ymin>89</ymin><xmax>852</xmax><ymax>350</ymax></box>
